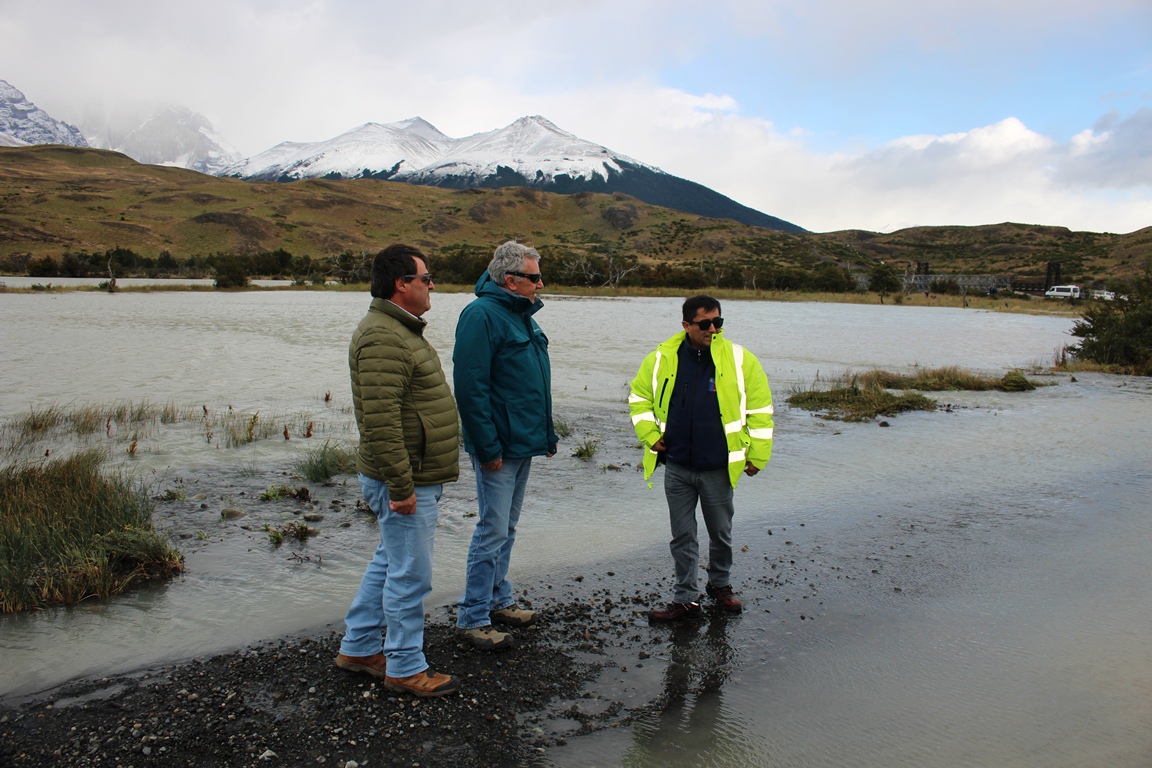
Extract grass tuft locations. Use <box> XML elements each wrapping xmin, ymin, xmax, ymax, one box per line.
<box><xmin>0</xmin><ymin>450</ymin><xmax>183</xmax><ymax>613</ymax></box>
<box><xmin>295</xmin><ymin>440</ymin><xmax>357</xmax><ymax>482</ymax></box>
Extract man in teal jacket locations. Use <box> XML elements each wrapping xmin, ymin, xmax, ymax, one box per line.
<box><xmin>454</xmin><ymin>241</ymin><xmax>558</xmax><ymax>649</ymax></box>
<box><xmin>630</xmin><ymin>295</ymin><xmax>773</xmax><ymax>620</ymax></box>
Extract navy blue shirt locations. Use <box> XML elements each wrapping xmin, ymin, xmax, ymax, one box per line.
<box><xmin>662</xmin><ymin>338</ymin><xmax>728</xmax><ymax>471</ymax></box>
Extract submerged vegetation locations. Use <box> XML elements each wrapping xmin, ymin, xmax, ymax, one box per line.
<box><xmin>0</xmin><ymin>450</ymin><xmax>183</xmax><ymax>613</ymax></box>
<box><xmin>787</xmin><ymin>367</ymin><xmax>1039</xmax><ymax>421</ymax></box>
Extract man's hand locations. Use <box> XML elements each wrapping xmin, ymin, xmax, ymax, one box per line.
<box><xmin>744</xmin><ymin>461</ymin><xmax>760</xmax><ymax>477</ymax></box>
<box><xmin>480</xmin><ymin>458</ymin><xmax>503</xmax><ymax>471</ymax></box>
<box><xmin>652</xmin><ymin>438</ymin><xmax>667</xmax><ymax>452</ymax></box>
<box><xmin>389</xmin><ymin>494</ymin><xmax>417</xmax><ymax>515</ymax></box>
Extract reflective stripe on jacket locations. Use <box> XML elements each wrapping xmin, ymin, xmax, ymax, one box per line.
<box><xmin>628</xmin><ymin>330</ymin><xmax>773</xmax><ymax>488</ymax></box>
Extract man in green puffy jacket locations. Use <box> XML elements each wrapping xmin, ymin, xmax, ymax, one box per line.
<box><xmin>335</xmin><ymin>244</ymin><xmax>461</xmax><ymax>698</ymax></box>
<box><xmin>453</xmin><ymin>241</ymin><xmax>559</xmax><ymax>650</ymax></box>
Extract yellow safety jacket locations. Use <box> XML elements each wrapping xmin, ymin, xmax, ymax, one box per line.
<box><xmin>629</xmin><ymin>330</ymin><xmax>773</xmax><ymax>488</ymax></box>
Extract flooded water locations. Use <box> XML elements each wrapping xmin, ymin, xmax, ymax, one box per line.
<box><xmin>3</xmin><ymin>290</ymin><xmax>1150</xmax><ymax>765</ymax></box>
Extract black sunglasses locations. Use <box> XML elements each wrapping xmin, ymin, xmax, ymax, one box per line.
<box><xmin>688</xmin><ymin>316</ymin><xmax>724</xmax><ymax>331</ymax></box>
<box><xmin>507</xmin><ymin>271</ymin><xmax>543</xmax><ymax>283</ymax></box>
<box><xmin>404</xmin><ymin>273</ymin><xmax>433</xmax><ymax>285</ymax></box>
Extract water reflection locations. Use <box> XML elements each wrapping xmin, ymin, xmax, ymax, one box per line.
<box><xmin>624</xmin><ymin>612</ymin><xmax>764</xmax><ymax>767</ymax></box>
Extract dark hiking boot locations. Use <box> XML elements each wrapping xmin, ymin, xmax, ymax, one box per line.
<box><xmin>648</xmin><ymin>601</ymin><xmax>703</xmax><ymax>622</ymax></box>
<box><xmin>706</xmin><ymin>583</ymin><xmax>743</xmax><ymax>612</ymax></box>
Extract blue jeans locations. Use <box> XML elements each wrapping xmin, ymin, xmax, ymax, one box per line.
<box><xmin>664</xmin><ymin>461</ymin><xmax>735</xmax><ymax>604</ymax></box>
<box><xmin>340</xmin><ymin>474</ymin><xmax>440</xmax><ymax>678</ymax></box>
<box><xmin>457</xmin><ymin>455</ymin><xmax>531</xmax><ymax>629</ymax></box>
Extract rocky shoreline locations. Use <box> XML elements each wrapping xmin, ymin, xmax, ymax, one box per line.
<box><xmin>0</xmin><ymin>586</ymin><xmax>675</xmax><ymax>768</ymax></box>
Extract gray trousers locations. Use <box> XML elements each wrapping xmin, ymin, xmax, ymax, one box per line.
<box><xmin>664</xmin><ymin>461</ymin><xmax>735</xmax><ymax>604</ymax></box>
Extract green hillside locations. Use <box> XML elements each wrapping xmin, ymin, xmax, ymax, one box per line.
<box><xmin>1</xmin><ymin>145</ymin><xmax>1148</xmax><ymax>289</ymax></box>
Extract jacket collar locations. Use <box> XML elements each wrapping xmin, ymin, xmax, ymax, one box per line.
<box><xmin>474</xmin><ymin>272</ymin><xmax>544</xmax><ymax>316</ymax></box>
<box><xmin>370</xmin><ymin>297</ymin><xmax>427</xmax><ymax>334</ymax></box>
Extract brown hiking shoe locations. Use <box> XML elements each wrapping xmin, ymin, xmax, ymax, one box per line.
<box><xmin>384</xmin><ymin>669</ymin><xmax>460</xmax><ymax>698</ymax></box>
<box><xmin>457</xmin><ymin>625</ymin><xmax>515</xmax><ymax>650</ymax></box>
<box><xmin>648</xmin><ymin>601</ymin><xmax>703</xmax><ymax>622</ymax></box>
<box><xmin>706</xmin><ymin>583</ymin><xmax>743</xmax><ymax>612</ymax></box>
<box><xmin>490</xmin><ymin>606</ymin><xmax>540</xmax><ymax>627</ymax></box>
<box><xmin>334</xmin><ymin>652</ymin><xmax>388</xmax><ymax>678</ymax></box>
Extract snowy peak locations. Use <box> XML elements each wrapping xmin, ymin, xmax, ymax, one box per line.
<box><xmin>0</xmin><ymin>80</ymin><xmax>88</xmax><ymax>147</ymax></box>
<box><xmin>386</xmin><ymin>116</ymin><xmax>450</xmax><ymax>144</ymax></box>
<box><xmin>222</xmin><ymin>119</ymin><xmax>449</xmax><ymax>181</ymax></box>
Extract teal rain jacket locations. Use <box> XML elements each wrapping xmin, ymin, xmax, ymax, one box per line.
<box><xmin>453</xmin><ymin>272</ymin><xmax>558</xmax><ymax>463</ymax></box>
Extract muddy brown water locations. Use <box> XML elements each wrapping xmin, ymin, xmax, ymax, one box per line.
<box><xmin>3</xmin><ymin>290</ymin><xmax>1149</xmax><ymax>766</ymax></box>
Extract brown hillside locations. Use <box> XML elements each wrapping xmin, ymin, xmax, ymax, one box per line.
<box><xmin>0</xmin><ymin>145</ymin><xmax>1148</xmax><ymax>285</ymax></box>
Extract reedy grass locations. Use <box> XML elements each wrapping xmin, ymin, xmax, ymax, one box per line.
<box><xmin>295</xmin><ymin>440</ymin><xmax>357</xmax><ymax>482</ymax></box>
<box><xmin>0</xmin><ymin>450</ymin><xmax>183</xmax><ymax>613</ymax></box>
<box><xmin>857</xmin><ymin>366</ymin><xmax>1037</xmax><ymax>392</ymax></box>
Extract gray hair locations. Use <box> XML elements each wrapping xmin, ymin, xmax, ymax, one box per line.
<box><xmin>487</xmin><ymin>240</ymin><xmax>541</xmax><ymax>284</ymax></box>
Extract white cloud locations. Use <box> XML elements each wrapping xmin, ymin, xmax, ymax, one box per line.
<box><xmin>1</xmin><ymin>0</ymin><xmax>1149</xmax><ymax>234</ymax></box>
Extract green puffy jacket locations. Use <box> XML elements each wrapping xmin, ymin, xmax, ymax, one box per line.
<box><xmin>350</xmin><ymin>298</ymin><xmax>459</xmax><ymax>501</ymax></box>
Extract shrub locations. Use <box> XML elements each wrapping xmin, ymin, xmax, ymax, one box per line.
<box><xmin>1070</xmin><ymin>268</ymin><xmax>1152</xmax><ymax>375</ymax></box>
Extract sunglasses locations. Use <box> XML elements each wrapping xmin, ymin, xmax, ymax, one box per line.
<box><xmin>404</xmin><ymin>273</ymin><xmax>434</xmax><ymax>285</ymax></box>
<box><xmin>688</xmin><ymin>317</ymin><xmax>724</xmax><ymax>331</ymax></box>
<box><xmin>508</xmin><ymin>271</ymin><xmax>543</xmax><ymax>283</ymax></box>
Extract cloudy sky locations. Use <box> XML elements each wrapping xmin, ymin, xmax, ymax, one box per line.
<box><xmin>2</xmin><ymin>0</ymin><xmax>1149</xmax><ymax>234</ymax></box>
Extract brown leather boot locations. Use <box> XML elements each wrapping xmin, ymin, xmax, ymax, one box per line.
<box><xmin>384</xmin><ymin>669</ymin><xmax>461</xmax><ymax>698</ymax></box>
<box><xmin>334</xmin><ymin>652</ymin><xmax>388</xmax><ymax>678</ymax></box>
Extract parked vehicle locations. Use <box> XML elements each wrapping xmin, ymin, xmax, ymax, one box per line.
<box><xmin>1090</xmin><ymin>289</ymin><xmax>1116</xmax><ymax>300</ymax></box>
<box><xmin>1044</xmin><ymin>285</ymin><xmax>1081</xmax><ymax>299</ymax></box>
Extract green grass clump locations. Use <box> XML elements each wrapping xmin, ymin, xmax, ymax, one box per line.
<box><xmin>787</xmin><ymin>386</ymin><xmax>937</xmax><ymax>422</ymax></box>
<box><xmin>0</xmin><ymin>450</ymin><xmax>183</xmax><ymax>613</ymax></box>
<box><xmin>553</xmin><ymin>418</ymin><xmax>572</xmax><ymax>438</ymax></box>
<box><xmin>295</xmin><ymin>440</ymin><xmax>357</xmax><ymax>482</ymax></box>
<box><xmin>264</xmin><ymin>520</ymin><xmax>316</xmax><ymax>546</ymax></box>
<box><xmin>260</xmin><ymin>484</ymin><xmax>294</xmax><ymax>501</ymax></box>
<box><xmin>572</xmin><ymin>438</ymin><xmax>600</xmax><ymax>460</ymax></box>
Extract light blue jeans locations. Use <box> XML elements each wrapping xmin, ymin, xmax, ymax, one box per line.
<box><xmin>340</xmin><ymin>474</ymin><xmax>440</xmax><ymax>678</ymax></box>
<box><xmin>457</xmin><ymin>455</ymin><xmax>531</xmax><ymax>629</ymax></box>
<box><xmin>664</xmin><ymin>461</ymin><xmax>735</xmax><ymax>604</ymax></box>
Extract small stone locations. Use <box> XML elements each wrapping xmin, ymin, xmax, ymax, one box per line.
<box><xmin>220</xmin><ymin>508</ymin><xmax>245</xmax><ymax>519</ymax></box>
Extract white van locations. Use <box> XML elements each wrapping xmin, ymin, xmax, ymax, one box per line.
<box><xmin>1044</xmin><ymin>285</ymin><xmax>1081</xmax><ymax>299</ymax></box>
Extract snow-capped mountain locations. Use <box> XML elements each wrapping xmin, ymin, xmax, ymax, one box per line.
<box><xmin>83</xmin><ymin>105</ymin><xmax>241</xmax><ymax>175</ymax></box>
<box><xmin>223</xmin><ymin>115</ymin><xmax>803</xmax><ymax>232</ymax></box>
<box><xmin>224</xmin><ymin>118</ymin><xmax>447</xmax><ymax>181</ymax></box>
<box><xmin>0</xmin><ymin>80</ymin><xmax>88</xmax><ymax>147</ymax></box>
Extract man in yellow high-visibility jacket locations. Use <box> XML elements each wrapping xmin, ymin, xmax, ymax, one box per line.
<box><xmin>629</xmin><ymin>295</ymin><xmax>773</xmax><ymax>620</ymax></box>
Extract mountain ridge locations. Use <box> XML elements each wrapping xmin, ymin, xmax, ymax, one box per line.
<box><xmin>222</xmin><ymin>115</ymin><xmax>805</xmax><ymax>233</ymax></box>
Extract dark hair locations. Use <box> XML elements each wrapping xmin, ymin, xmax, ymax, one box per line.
<box><xmin>682</xmin><ymin>294</ymin><xmax>721</xmax><ymax>322</ymax></box>
<box><xmin>370</xmin><ymin>244</ymin><xmax>424</xmax><ymax>299</ymax></box>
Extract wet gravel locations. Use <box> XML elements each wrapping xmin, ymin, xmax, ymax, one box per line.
<box><xmin>0</xmin><ymin>598</ymin><xmax>639</xmax><ymax>768</ymax></box>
